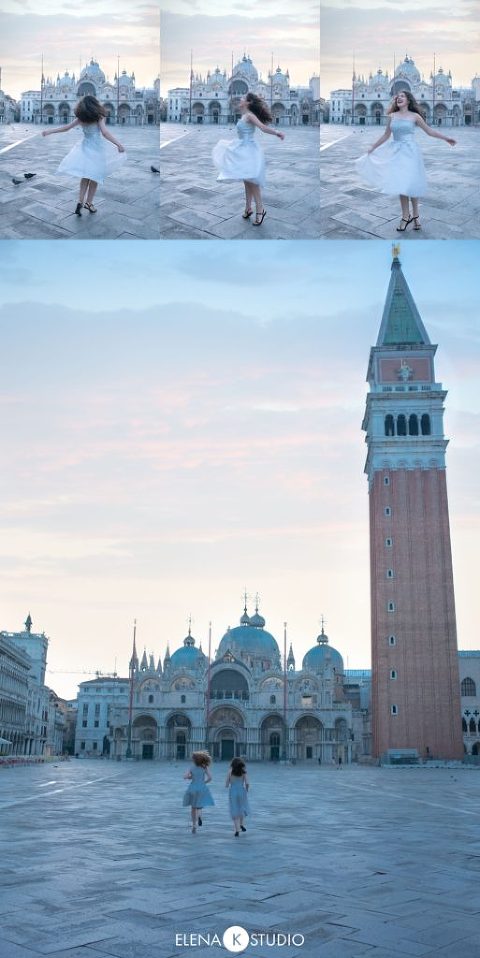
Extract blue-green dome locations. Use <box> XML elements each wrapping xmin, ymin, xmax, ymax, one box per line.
<box><xmin>302</xmin><ymin>629</ymin><xmax>344</xmax><ymax>674</ymax></box>
<box><xmin>217</xmin><ymin>608</ymin><xmax>280</xmax><ymax>665</ymax></box>
<box><xmin>169</xmin><ymin>632</ymin><xmax>206</xmax><ymax>671</ymax></box>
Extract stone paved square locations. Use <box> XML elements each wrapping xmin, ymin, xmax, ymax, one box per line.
<box><xmin>320</xmin><ymin>126</ymin><xmax>480</xmax><ymax>240</ymax></box>
<box><xmin>160</xmin><ymin>124</ymin><xmax>320</xmax><ymax>240</ymax></box>
<box><xmin>0</xmin><ymin>125</ymin><xmax>160</xmax><ymax>240</ymax></box>
<box><xmin>1</xmin><ymin>761</ymin><xmax>480</xmax><ymax>958</ymax></box>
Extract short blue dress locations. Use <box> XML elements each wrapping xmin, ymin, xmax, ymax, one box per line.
<box><xmin>228</xmin><ymin>774</ymin><xmax>250</xmax><ymax>819</ymax></box>
<box><xmin>183</xmin><ymin>764</ymin><xmax>215</xmax><ymax>808</ymax></box>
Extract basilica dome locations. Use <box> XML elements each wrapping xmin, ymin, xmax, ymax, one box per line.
<box><xmin>217</xmin><ymin>606</ymin><xmax>280</xmax><ymax>666</ymax></box>
<box><xmin>169</xmin><ymin>630</ymin><xmax>206</xmax><ymax>670</ymax></box>
<box><xmin>302</xmin><ymin>628</ymin><xmax>344</xmax><ymax>674</ymax></box>
<box><xmin>80</xmin><ymin>59</ymin><xmax>106</xmax><ymax>85</ymax></box>
<box><xmin>394</xmin><ymin>56</ymin><xmax>421</xmax><ymax>87</ymax></box>
<box><xmin>232</xmin><ymin>55</ymin><xmax>259</xmax><ymax>83</ymax></box>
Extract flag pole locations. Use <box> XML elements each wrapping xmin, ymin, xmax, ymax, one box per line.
<box><xmin>126</xmin><ymin>619</ymin><xmax>136</xmax><ymax>758</ymax></box>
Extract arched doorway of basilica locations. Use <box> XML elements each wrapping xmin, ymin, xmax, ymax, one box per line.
<box><xmin>192</xmin><ymin>102</ymin><xmax>205</xmax><ymax>124</ymax></box>
<box><xmin>472</xmin><ymin>742</ymin><xmax>480</xmax><ymax>756</ymax></box>
<box><xmin>77</xmin><ymin>82</ymin><xmax>96</xmax><ymax>97</ymax></box>
<box><xmin>272</xmin><ymin>102</ymin><xmax>285</xmax><ymax>126</ymax></box>
<box><xmin>58</xmin><ymin>102</ymin><xmax>70</xmax><ymax>124</ymax></box>
<box><xmin>260</xmin><ymin>714</ymin><xmax>286</xmax><ymax>761</ymax></box>
<box><xmin>354</xmin><ymin>103</ymin><xmax>367</xmax><ymax>126</ymax></box>
<box><xmin>434</xmin><ymin>103</ymin><xmax>447</xmax><ymax>126</ymax></box>
<box><xmin>42</xmin><ymin>104</ymin><xmax>55</xmax><ymax>124</ymax></box>
<box><xmin>370</xmin><ymin>102</ymin><xmax>384</xmax><ymax>125</ymax></box>
<box><xmin>207</xmin><ymin>706</ymin><xmax>245</xmax><ymax>761</ymax></box>
<box><xmin>133</xmin><ymin>714</ymin><xmax>158</xmax><ymax>759</ymax></box>
<box><xmin>294</xmin><ymin>715</ymin><xmax>323</xmax><ymax>761</ymax></box>
<box><xmin>166</xmin><ymin>713</ymin><xmax>192</xmax><ymax>760</ymax></box>
<box><xmin>118</xmin><ymin>103</ymin><xmax>131</xmax><ymax>125</ymax></box>
<box><xmin>103</xmin><ymin>102</ymin><xmax>115</xmax><ymax>125</ymax></box>
<box><xmin>208</xmin><ymin>101</ymin><xmax>220</xmax><ymax>124</ymax></box>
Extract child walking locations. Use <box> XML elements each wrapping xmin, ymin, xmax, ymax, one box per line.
<box><xmin>212</xmin><ymin>92</ymin><xmax>285</xmax><ymax>226</ymax></box>
<box><xmin>183</xmin><ymin>751</ymin><xmax>214</xmax><ymax>834</ymax></box>
<box><xmin>225</xmin><ymin>757</ymin><xmax>250</xmax><ymax>837</ymax></box>
<box><xmin>355</xmin><ymin>90</ymin><xmax>455</xmax><ymax>232</ymax></box>
<box><xmin>42</xmin><ymin>95</ymin><xmax>126</xmax><ymax>216</ymax></box>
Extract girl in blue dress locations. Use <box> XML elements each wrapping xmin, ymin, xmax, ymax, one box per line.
<box><xmin>225</xmin><ymin>758</ymin><xmax>250</xmax><ymax>837</ymax></box>
<box><xmin>183</xmin><ymin>751</ymin><xmax>214</xmax><ymax>833</ymax></box>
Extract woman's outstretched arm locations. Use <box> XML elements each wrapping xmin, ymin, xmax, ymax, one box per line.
<box><xmin>42</xmin><ymin>119</ymin><xmax>80</xmax><ymax>137</ymax></box>
<box><xmin>414</xmin><ymin>115</ymin><xmax>456</xmax><ymax>145</ymax></box>
<box><xmin>246</xmin><ymin>111</ymin><xmax>285</xmax><ymax>140</ymax></box>
<box><xmin>99</xmin><ymin>119</ymin><xmax>126</xmax><ymax>151</ymax></box>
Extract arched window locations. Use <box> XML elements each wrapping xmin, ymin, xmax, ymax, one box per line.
<box><xmin>469</xmin><ymin>718</ymin><xmax>477</xmax><ymax>734</ymax></box>
<box><xmin>421</xmin><ymin>414</ymin><xmax>431</xmax><ymax>435</ymax></box>
<box><xmin>461</xmin><ymin>677</ymin><xmax>476</xmax><ymax>696</ymax></box>
<box><xmin>409</xmin><ymin>414</ymin><xmax>419</xmax><ymax>436</ymax></box>
<box><xmin>385</xmin><ymin>414</ymin><xmax>395</xmax><ymax>437</ymax></box>
<box><xmin>397</xmin><ymin>414</ymin><xmax>407</xmax><ymax>436</ymax></box>
<box><xmin>270</xmin><ymin>694</ymin><xmax>276</xmax><ymax>704</ymax></box>
<box><xmin>462</xmin><ymin>718</ymin><xmax>467</xmax><ymax>732</ymax></box>
<box><xmin>148</xmin><ymin>694</ymin><xmax>154</xmax><ymax>704</ymax></box>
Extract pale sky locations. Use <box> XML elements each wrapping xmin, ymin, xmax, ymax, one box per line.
<box><xmin>322</xmin><ymin>0</ymin><xmax>480</xmax><ymax>96</ymax></box>
<box><xmin>0</xmin><ymin>1</ymin><xmax>159</xmax><ymax>100</ymax></box>
<box><xmin>161</xmin><ymin>4</ymin><xmax>319</xmax><ymax>93</ymax></box>
<box><xmin>0</xmin><ymin>240</ymin><xmax>478</xmax><ymax>700</ymax></box>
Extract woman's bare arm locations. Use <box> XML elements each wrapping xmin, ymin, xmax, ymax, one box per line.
<box><xmin>414</xmin><ymin>114</ymin><xmax>456</xmax><ymax>145</ymax></box>
<box><xmin>368</xmin><ymin>121</ymin><xmax>391</xmax><ymax>154</ymax></box>
<box><xmin>246</xmin><ymin>111</ymin><xmax>285</xmax><ymax>140</ymax></box>
<box><xmin>99</xmin><ymin>118</ymin><xmax>126</xmax><ymax>151</ymax></box>
<box><xmin>225</xmin><ymin>771</ymin><xmax>231</xmax><ymax>787</ymax></box>
<box><xmin>42</xmin><ymin>119</ymin><xmax>80</xmax><ymax>137</ymax></box>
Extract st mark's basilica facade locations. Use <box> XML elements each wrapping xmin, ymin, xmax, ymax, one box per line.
<box><xmin>107</xmin><ymin>603</ymin><xmax>366</xmax><ymax>764</ymax></box>
<box><xmin>329</xmin><ymin>54</ymin><xmax>480</xmax><ymax>126</ymax></box>
<box><xmin>167</xmin><ymin>54</ymin><xmax>320</xmax><ymax>126</ymax></box>
<box><xmin>20</xmin><ymin>59</ymin><xmax>160</xmax><ymax>126</ymax></box>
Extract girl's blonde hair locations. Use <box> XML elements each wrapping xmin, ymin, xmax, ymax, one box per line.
<box><xmin>192</xmin><ymin>750</ymin><xmax>211</xmax><ymax>768</ymax></box>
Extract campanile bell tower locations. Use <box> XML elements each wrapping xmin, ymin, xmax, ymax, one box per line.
<box><xmin>362</xmin><ymin>249</ymin><xmax>462</xmax><ymax>761</ymax></box>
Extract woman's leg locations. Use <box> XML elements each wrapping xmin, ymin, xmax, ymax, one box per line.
<box><xmin>233</xmin><ymin>815</ymin><xmax>241</xmax><ymax>834</ymax></box>
<box><xmin>79</xmin><ymin>178</ymin><xmax>89</xmax><ymax>204</ymax></box>
<box><xmin>250</xmin><ymin>184</ymin><xmax>264</xmax><ymax>219</ymax></box>
<box><xmin>191</xmin><ymin>806</ymin><xmax>198</xmax><ymax>831</ymax></box>
<box><xmin>411</xmin><ymin>197</ymin><xmax>421</xmax><ymax>228</ymax></box>
<box><xmin>243</xmin><ymin>181</ymin><xmax>253</xmax><ymax>214</ymax></box>
<box><xmin>85</xmin><ymin>180</ymin><xmax>98</xmax><ymax>206</ymax></box>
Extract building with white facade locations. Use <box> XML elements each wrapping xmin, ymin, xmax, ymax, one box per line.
<box><xmin>0</xmin><ymin>632</ymin><xmax>31</xmax><ymax>755</ymax></box>
<box><xmin>21</xmin><ymin>59</ymin><xmax>160</xmax><ymax>126</ymax></box>
<box><xmin>167</xmin><ymin>55</ymin><xmax>319</xmax><ymax>126</ymax></box>
<box><xmin>74</xmin><ymin>676</ymin><xmax>129</xmax><ymax>757</ymax></box>
<box><xmin>459</xmin><ymin>652</ymin><xmax>480</xmax><ymax>758</ymax></box>
<box><xmin>329</xmin><ymin>55</ymin><xmax>480</xmax><ymax>126</ymax></box>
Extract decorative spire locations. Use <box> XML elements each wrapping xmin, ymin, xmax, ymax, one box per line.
<box><xmin>140</xmin><ymin>648</ymin><xmax>148</xmax><ymax>671</ymax></box>
<box><xmin>24</xmin><ymin>613</ymin><xmax>32</xmax><ymax>633</ymax></box>
<box><xmin>129</xmin><ymin>619</ymin><xmax>138</xmax><ymax>671</ymax></box>
<box><xmin>287</xmin><ymin>643</ymin><xmax>295</xmax><ymax>671</ymax></box>
<box><xmin>164</xmin><ymin>644</ymin><xmax>171</xmax><ymax>669</ymax></box>
<box><xmin>149</xmin><ymin>654</ymin><xmax>155</xmax><ymax>671</ymax></box>
<box><xmin>376</xmin><ymin>249</ymin><xmax>431</xmax><ymax>347</ymax></box>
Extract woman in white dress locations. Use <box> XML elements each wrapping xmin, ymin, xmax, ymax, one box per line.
<box><xmin>355</xmin><ymin>90</ymin><xmax>456</xmax><ymax>232</ymax></box>
<box><xmin>42</xmin><ymin>95</ymin><xmax>126</xmax><ymax>215</ymax></box>
<box><xmin>213</xmin><ymin>92</ymin><xmax>285</xmax><ymax>226</ymax></box>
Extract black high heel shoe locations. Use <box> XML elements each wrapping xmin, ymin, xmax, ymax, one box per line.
<box><xmin>252</xmin><ymin>210</ymin><xmax>266</xmax><ymax>226</ymax></box>
<box><xmin>240</xmin><ymin>825</ymin><xmax>246</xmax><ymax>832</ymax></box>
<box><xmin>75</xmin><ymin>202</ymin><xmax>82</xmax><ymax>216</ymax></box>
<box><xmin>396</xmin><ymin>217</ymin><xmax>412</xmax><ymax>232</ymax></box>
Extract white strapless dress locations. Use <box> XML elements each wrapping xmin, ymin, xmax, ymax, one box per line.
<box><xmin>57</xmin><ymin>123</ymin><xmax>126</xmax><ymax>184</ymax></box>
<box><xmin>213</xmin><ymin>118</ymin><xmax>266</xmax><ymax>187</ymax></box>
<box><xmin>355</xmin><ymin>118</ymin><xmax>427</xmax><ymax>197</ymax></box>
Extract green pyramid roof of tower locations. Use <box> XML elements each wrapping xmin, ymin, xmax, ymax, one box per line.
<box><xmin>377</xmin><ymin>256</ymin><xmax>431</xmax><ymax>346</ymax></box>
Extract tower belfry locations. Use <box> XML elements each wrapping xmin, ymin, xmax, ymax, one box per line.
<box><xmin>362</xmin><ymin>252</ymin><xmax>462</xmax><ymax>761</ymax></box>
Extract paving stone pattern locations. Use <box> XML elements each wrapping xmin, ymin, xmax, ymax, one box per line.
<box><xmin>0</xmin><ymin>125</ymin><xmax>160</xmax><ymax>240</ymax></box>
<box><xmin>320</xmin><ymin>127</ymin><xmax>480</xmax><ymax>240</ymax></box>
<box><xmin>160</xmin><ymin>124</ymin><xmax>320</xmax><ymax>240</ymax></box>
<box><xmin>1</xmin><ymin>761</ymin><xmax>480</xmax><ymax>958</ymax></box>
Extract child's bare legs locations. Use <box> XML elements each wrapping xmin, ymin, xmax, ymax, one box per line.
<box><xmin>85</xmin><ymin>180</ymin><xmax>98</xmax><ymax>207</ymax></box>
<box><xmin>191</xmin><ymin>806</ymin><xmax>198</xmax><ymax>832</ymax></box>
<box><xmin>243</xmin><ymin>181</ymin><xmax>253</xmax><ymax>214</ymax></box>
